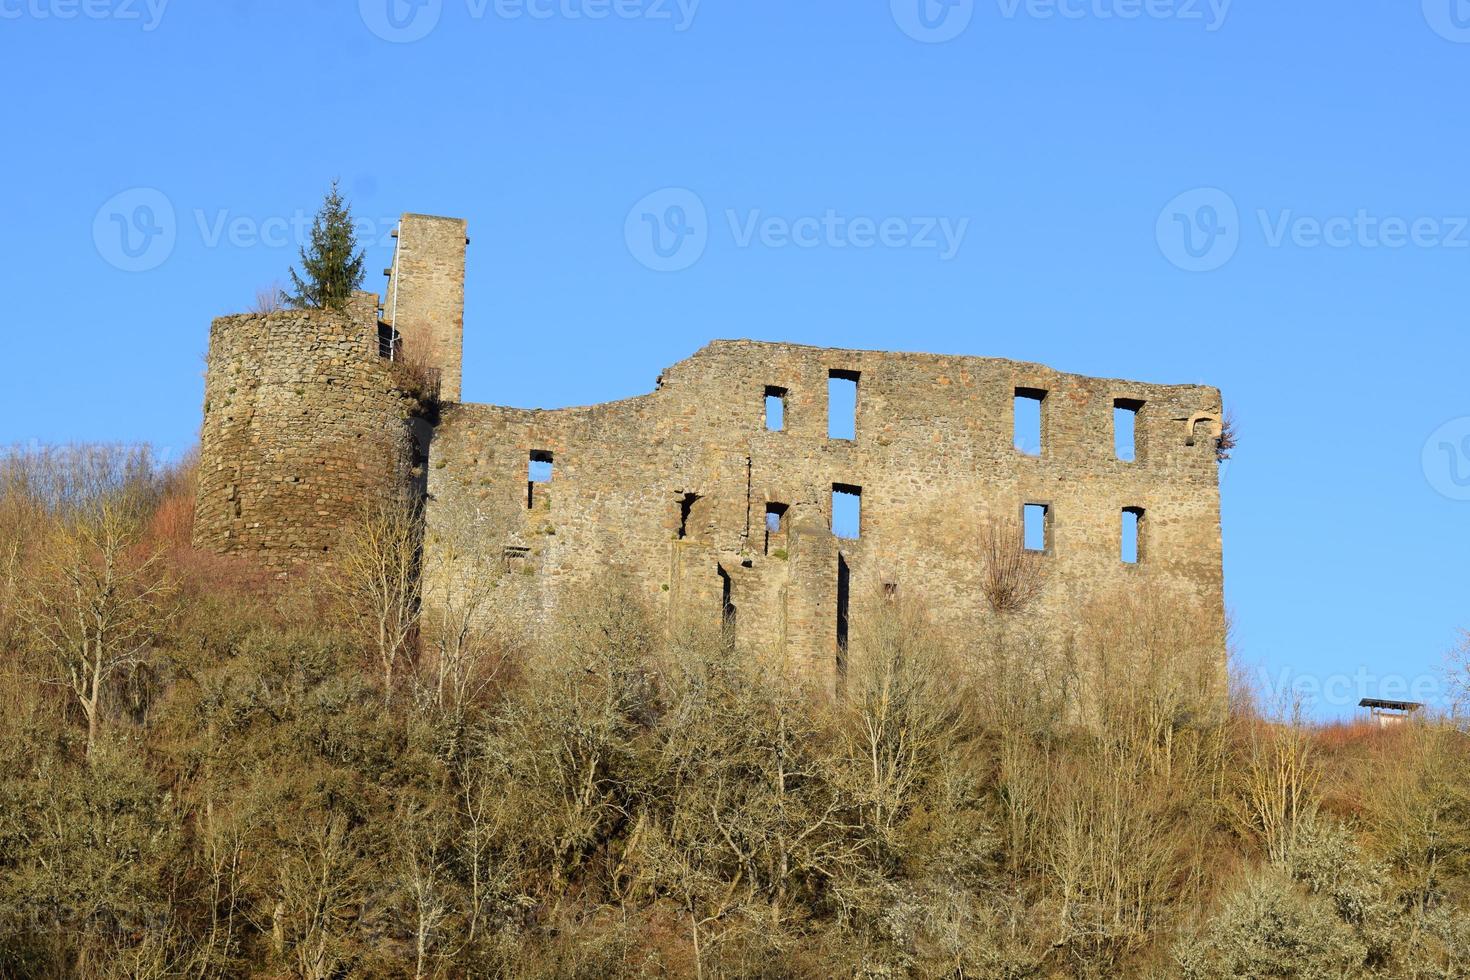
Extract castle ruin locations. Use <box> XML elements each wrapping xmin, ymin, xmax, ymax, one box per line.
<box><xmin>195</xmin><ymin>213</ymin><xmax>1226</xmax><ymax>684</ymax></box>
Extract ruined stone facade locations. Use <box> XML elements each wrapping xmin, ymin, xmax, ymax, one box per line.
<box><xmin>196</xmin><ymin>212</ymin><xmax>1226</xmax><ymax>683</ymax></box>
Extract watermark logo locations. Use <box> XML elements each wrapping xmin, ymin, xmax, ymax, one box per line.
<box><xmin>0</xmin><ymin>0</ymin><xmax>170</xmax><ymax>30</ymax></box>
<box><xmin>1424</xmin><ymin>417</ymin><xmax>1470</xmax><ymax>501</ymax></box>
<box><xmin>360</xmin><ymin>0</ymin><xmax>442</xmax><ymax>43</ymax></box>
<box><xmin>1156</xmin><ymin>187</ymin><xmax>1239</xmax><ymax>273</ymax></box>
<box><xmin>1423</xmin><ymin>0</ymin><xmax>1470</xmax><ymax>43</ymax></box>
<box><xmin>92</xmin><ymin>189</ymin><xmax>402</xmax><ymax>272</ymax></box>
<box><xmin>996</xmin><ymin>0</ymin><xmax>1230</xmax><ymax>31</ymax></box>
<box><xmin>625</xmin><ymin>188</ymin><xmax>708</xmax><ymax>272</ymax></box>
<box><xmin>1257</xmin><ymin>665</ymin><xmax>1441</xmax><ymax>711</ymax></box>
<box><xmin>625</xmin><ymin>189</ymin><xmax>972</xmax><ymax>271</ymax></box>
<box><xmin>93</xmin><ymin>188</ymin><xmax>176</xmax><ymax>273</ymax></box>
<box><xmin>360</xmin><ymin>0</ymin><xmax>698</xmax><ymax>41</ymax></box>
<box><xmin>1158</xmin><ymin>187</ymin><xmax>1470</xmax><ymax>273</ymax></box>
<box><xmin>892</xmin><ymin>0</ymin><xmax>974</xmax><ymax>42</ymax></box>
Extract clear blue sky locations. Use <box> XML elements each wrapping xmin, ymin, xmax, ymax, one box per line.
<box><xmin>4</xmin><ymin>1</ymin><xmax>1468</xmax><ymax>718</ymax></box>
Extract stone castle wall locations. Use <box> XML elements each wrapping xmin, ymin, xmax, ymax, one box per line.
<box><xmin>193</xmin><ymin>293</ymin><xmax>423</xmax><ymax>573</ymax></box>
<box><xmin>193</xmin><ymin>210</ymin><xmax>1226</xmax><ymax>685</ymax></box>
<box><xmin>424</xmin><ymin>340</ymin><xmax>1225</xmax><ymax>681</ymax></box>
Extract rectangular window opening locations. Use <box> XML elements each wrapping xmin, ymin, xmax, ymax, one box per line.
<box><xmin>828</xmin><ymin>370</ymin><xmax>859</xmax><ymax>440</ymax></box>
<box><xmin>763</xmin><ymin>502</ymin><xmax>788</xmax><ymax>554</ymax></box>
<box><xmin>1114</xmin><ymin>398</ymin><xmax>1143</xmax><ymax>462</ymax></box>
<box><xmin>1122</xmin><ymin>507</ymin><xmax>1144</xmax><ymax>564</ymax></box>
<box><xmin>1023</xmin><ymin>503</ymin><xmax>1050</xmax><ymax>553</ymax></box>
<box><xmin>764</xmin><ymin>386</ymin><xmax>787</xmax><ymax>432</ymax></box>
<box><xmin>1014</xmin><ymin>388</ymin><xmax>1046</xmax><ymax>456</ymax></box>
<box><xmin>832</xmin><ymin>484</ymin><xmax>862</xmax><ymax>540</ymax></box>
<box><xmin>527</xmin><ymin>450</ymin><xmax>553</xmax><ymax>509</ymax></box>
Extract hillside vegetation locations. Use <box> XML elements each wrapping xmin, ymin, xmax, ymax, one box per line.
<box><xmin>2</xmin><ymin>445</ymin><xmax>1468</xmax><ymax>979</ymax></box>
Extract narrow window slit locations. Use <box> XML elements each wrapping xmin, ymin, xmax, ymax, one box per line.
<box><xmin>1122</xmin><ymin>507</ymin><xmax>1144</xmax><ymax>564</ymax></box>
<box><xmin>719</xmin><ymin>565</ymin><xmax>736</xmax><ymax>638</ymax></box>
<box><xmin>836</xmin><ymin>554</ymin><xmax>851</xmax><ymax>678</ymax></box>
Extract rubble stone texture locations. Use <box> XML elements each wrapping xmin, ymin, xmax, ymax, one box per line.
<box><xmin>197</xmin><ymin>213</ymin><xmax>1226</xmax><ymax>685</ymax></box>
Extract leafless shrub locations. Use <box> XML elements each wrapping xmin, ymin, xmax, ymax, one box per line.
<box><xmin>323</xmin><ymin>494</ymin><xmax>423</xmax><ymax>698</ymax></box>
<box><xmin>838</xmin><ymin>595</ymin><xmax>970</xmax><ymax>845</ymax></box>
<box><xmin>1355</xmin><ymin>720</ymin><xmax>1470</xmax><ymax>911</ymax></box>
<box><xmin>1175</xmin><ymin>867</ymin><xmax>1366</xmax><ymax>979</ymax></box>
<box><xmin>18</xmin><ymin>476</ymin><xmax>176</xmax><ymax>760</ymax></box>
<box><xmin>1216</xmin><ymin>408</ymin><xmax>1237</xmax><ymax>462</ymax></box>
<box><xmin>250</xmin><ymin>283</ymin><xmax>285</xmax><ymax>315</ymax></box>
<box><xmin>1230</xmin><ymin>700</ymin><xmax>1321</xmax><ymax>868</ymax></box>
<box><xmin>0</xmin><ymin>446</ymin><xmax>186</xmax><ymax>757</ymax></box>
<box><xmin>389</xmin><ymin>347</ymin><xmax>442</xmax><ymax>406</ymax></box>
<box><xmin>1446</xmin><ymin>630</ymin><xmax>1470</xmax><ymax>720</ymax></box>
<box><xmin>414</xmin><ymin>525</ymin><xmax>508</xmax><ymax>730</ymax></box>
<box><xmin>0</xmin><ymin>442</ymin><xmax>163</xmax><ymax>520</ymax></box>
<box><xmin>979</xmin><ymin>515</ymin><xmax>1046</xmax><ymax>614</ymax></box>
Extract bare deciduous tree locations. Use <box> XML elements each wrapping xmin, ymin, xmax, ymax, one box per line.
<box><xmin>267</xmin><ymin>812</ymin><xmax>366</xmax><ymax>980</ymax></box>
<box><xmin>394</xmin><ymin>803</ymin><xmax>462</xmax><ymax>980</ymax></box>
<box><xmin>416</xmin><ymin>527</ymin><xmax>504</xmax><ymax>728</ymax></box>
<box><xmin>1231</xmin><ymin>700</ymin><xmax>1320</xmax><ymax>867</ymax></box>
<box><xmin>23</xmin><ymin>500</ymin><xmax>175</xmax><ymax>759</ymax></box>
<box><xmin>839</xmin><ymin>597</ymin><xmax>967</xmax><ymax>844</ymax></box>
<box><xmin>326</xmin><ymin>495</ymin><xmax>422</xmax><ymax>698</ymax></box>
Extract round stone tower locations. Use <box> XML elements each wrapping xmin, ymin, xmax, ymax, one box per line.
<box><xmin>193</xmin><ymin>214</ymin><xmax>468</xmax><ymax>574</ymax></box>
<box><xmin>193</xmin><ymin>292</ymin><xmax>422</xmax><ymax>573</ymax></box>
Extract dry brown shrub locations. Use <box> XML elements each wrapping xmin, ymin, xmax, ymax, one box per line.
<box><xmin>979</xmin><ymin>515</ymin><xmax>1047</xmax><ymax>614</ymax></box>
<box><xmin>389</xmin><ymin>347</ymin><xmax>442</xmax><ymax>405</ymax></box>
<box><xmin>323</xmin><ymin>494</ymin><xmax>423</xmax><ymax>697</ymax></box>
<box><xmin>1215</xmin><ymin>409</ymin><xmax>1238</xmax><ymax>462</ymax></box>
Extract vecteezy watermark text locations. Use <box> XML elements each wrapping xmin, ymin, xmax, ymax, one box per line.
<box><xmin>1157</xmin><ymin>187</ymin><xmax>1470</xmax><ymax>272</ymax></box>
<box><xmin>359</xmin><ymin>0</ymin><xmax>698</xmax><ymax>43</ymax></box>
<box><xmin>0</xmin><ymin>0</ymin><xmax>168</xmax><ymax>30</ymax></box>
<box><xmin>624</xmin><ymin>188</ymin><xmax>970</xmax><ymax>272</ymax></box>
<box><xmin>1256</xmin><ymin>665</ymin><xmax>1441</xmax><ymax>711</ymax></box>
<box><xmin>93</xmin><ymin>187</ymin><xmax>398</xmax><ymax>273</ymax></box>
<box><xmin>890</xmin><ymin>0</ymin><xmax>1228</xmax><ymax>43</ymax></box>
<box><xmin>996</xmin><ymin>0</ymin><xmax>1230</xmax><ymax>30</ymax></box>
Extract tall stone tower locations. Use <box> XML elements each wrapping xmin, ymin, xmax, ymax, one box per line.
<box><xmin>193</xmin><ymin>213</ymin><xmax>469</xmax><ymax>573</ymax></box>
<box><xmin>380</xmin><ymin>214</ymin><xmax>468</xmax><ymax>403</ymax></box>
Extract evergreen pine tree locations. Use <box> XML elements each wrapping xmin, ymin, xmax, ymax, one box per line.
<box><xmin>282</xmin><ymin>180</ymin><xmax>365</xmax><ymax>311</ymax></box>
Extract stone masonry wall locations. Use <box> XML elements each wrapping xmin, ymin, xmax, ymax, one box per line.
<box><xmin>425</xmin><ymin>340</ymin><xmax>1225</xmax><ymax>685</ymax></box>
<box><xmin>193</xmin><ymin>293</ymin><xmax>421</xmax><ymax>573</ymax></box>
<box><xmin>192</xmin><ymin>209</ymin><xmax>1225</xmax><ymax>687</ymax></box>
<box><xmin>381</xmin><ymin>215</ymin><xmax>467</xmax><ymax>403</ymax></box>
